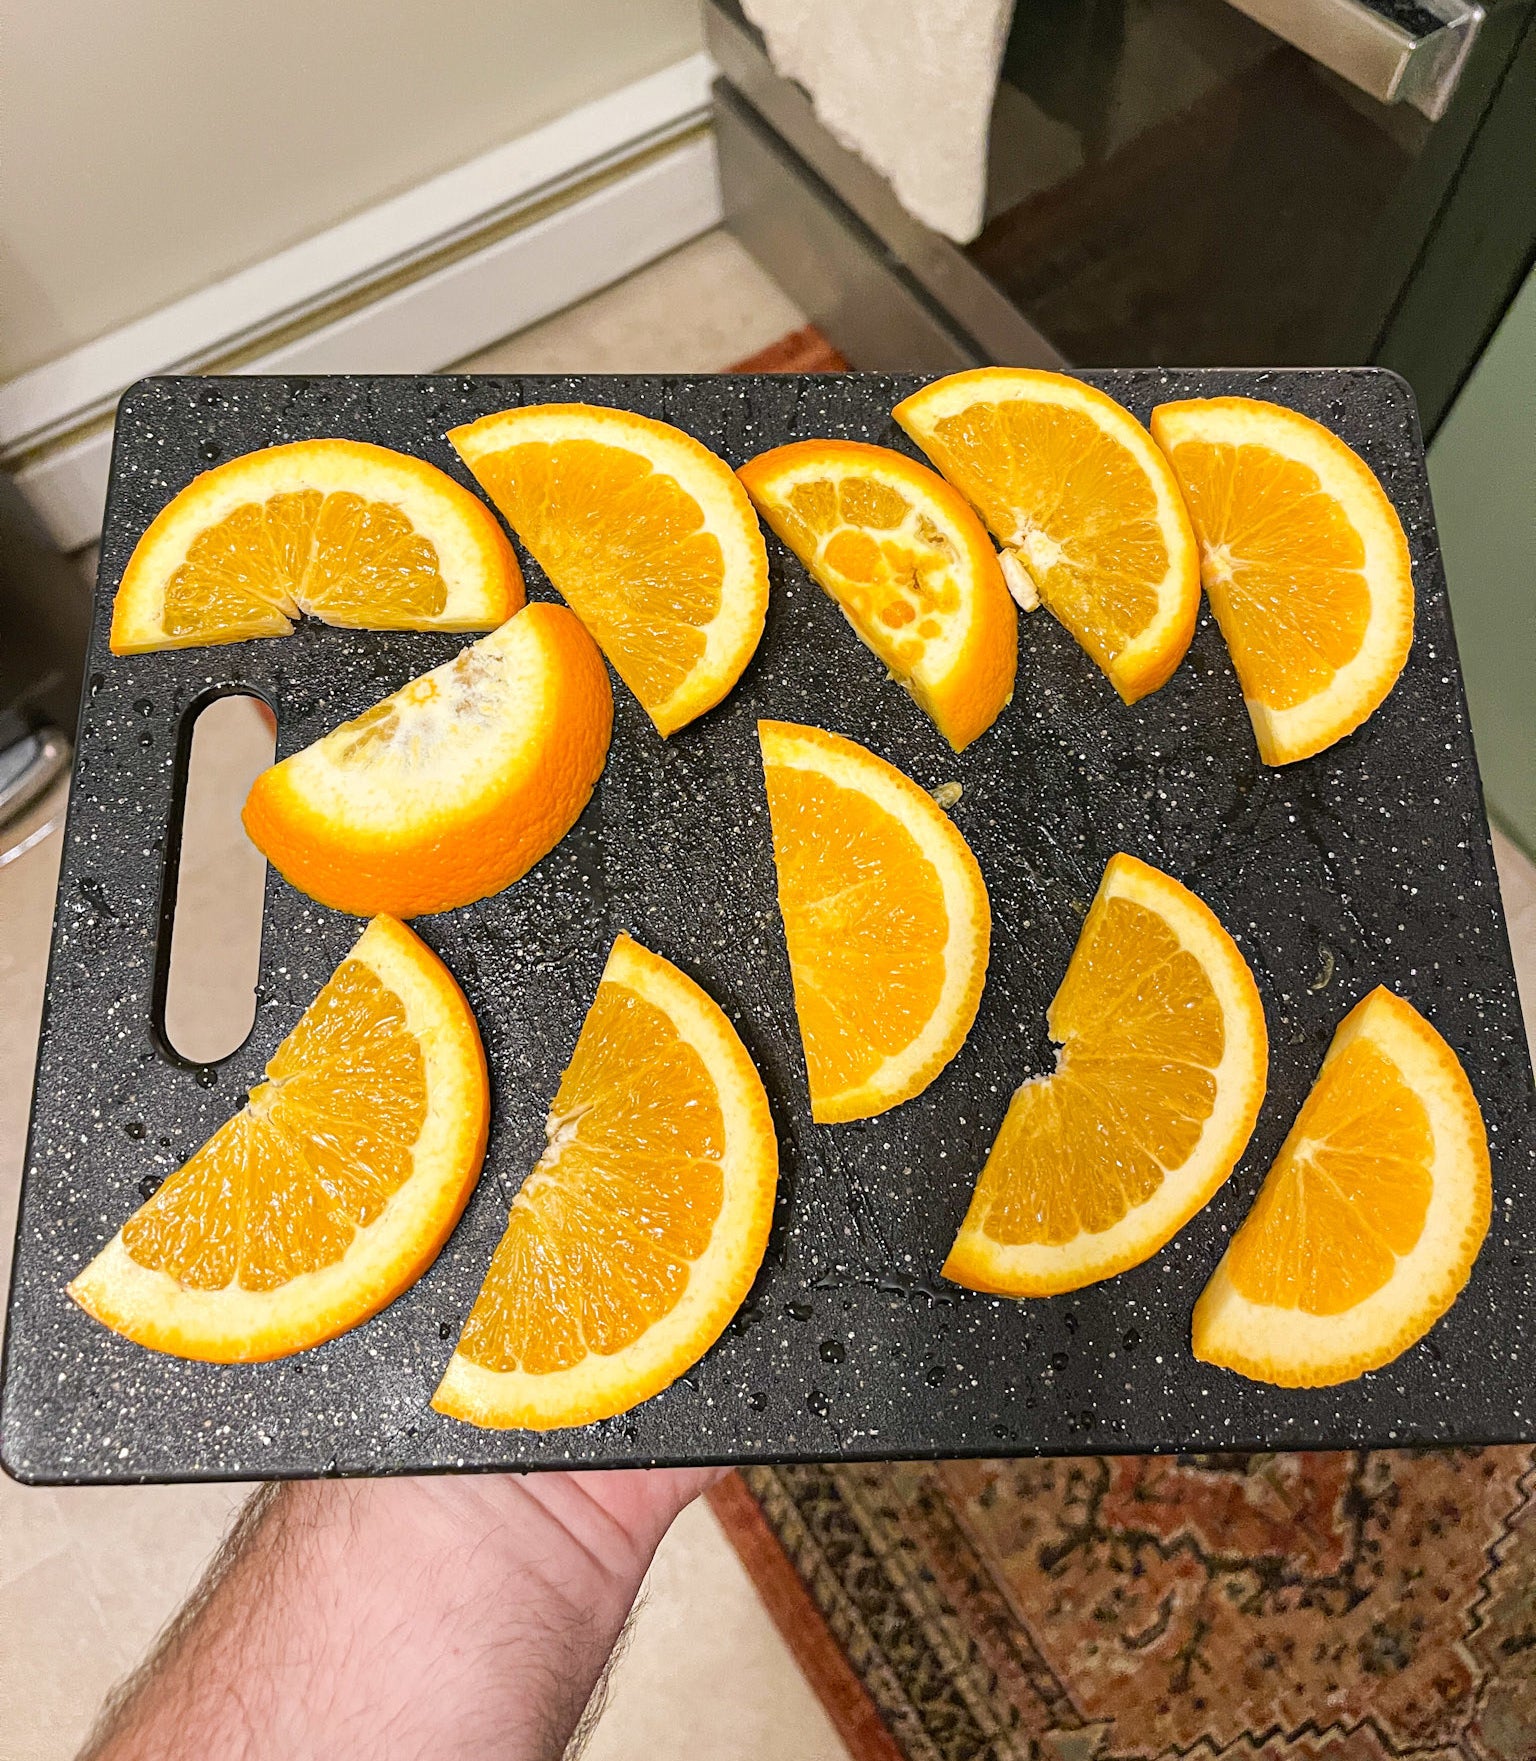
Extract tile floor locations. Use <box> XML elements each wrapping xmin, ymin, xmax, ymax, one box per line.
<box><xmin>3</xmin><ymin>228</ymin><xmax>1535</xmax><ymax>1760</ymax></box>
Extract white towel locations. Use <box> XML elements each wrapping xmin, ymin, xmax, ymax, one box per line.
<box><xmin>741</xmin><ymin>0</ymin><xmax>1016</xmax><ymax>244</ymax></box>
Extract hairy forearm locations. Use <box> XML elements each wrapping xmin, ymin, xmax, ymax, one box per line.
<box><xmin>84</xmin><ymin>1469</ymin><xmax>716</xmax><ymax>1761</ymax></box>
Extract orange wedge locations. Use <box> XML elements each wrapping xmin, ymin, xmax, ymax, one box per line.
<box><xmin>893</xmin><ymin>369</ymin><xmax>1200</xmax><ymax>703</ymax></box>
<box><xmin>1193</xmin><ymin>987</ymin><xmax>1489</xmax><ymax>1386</ymax></box>
<box><xmin>449</xmin><ymin>405</ymin><xmax>768</xmax><ymax>736</ymax></box>
<box><xmin>433</xmin><ymin>933</ymin><xmax>777</xmax><ymax>1430</ymax></box>
<box><xmin>69</xmin><ymin>916</ymin><xmax>488</xmax><ymax>1361</ymax></box>
<box><xmin>1150</xmin><ymin>397</ymin><xmax>1414</xmax><ymax>764</ymax></box>
<box><xmin>758</xmin><ymin>720</ymin><xmax>989</xmax><ymax>1123</ymax></box>
<box><xmin>737</xmin><ymin>440</ymin><xmax>1016</xmax><ymax>751</ymax></box>
<box><xmin>110</xmin><ymin>439</ymin><xmax>521</xmax><ymax>652</ymax></box>
<box><xmin>242</xmin><ymin>602</ymin><xmax>611</xmax><ymax>918</ymax></box>
<box><xmin>945</xmin><ymin>853</ymin><xmax>1267</xmax><ymax>1295</ymax></box>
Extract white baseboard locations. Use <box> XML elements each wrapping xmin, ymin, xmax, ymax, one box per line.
<box><xmin>5</xmin><ymin>53</ymin><xmax>722</xmax><ymax>551</ymax></box>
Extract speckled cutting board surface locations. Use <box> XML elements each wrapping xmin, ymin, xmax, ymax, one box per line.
<box><xmin>4</xmin><ymin>370</ymin><xmax>1534</xmax><ymax>1485</ymax></box>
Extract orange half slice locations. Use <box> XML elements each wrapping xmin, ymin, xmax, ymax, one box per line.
<box><xmin>69</xmin><ymin>917</ymin><xmax>489</xmax><ymax>1361</ymax></box>
<box><xmin>1150</xmin><ymin>396</ymin><xmax>1413</xmax><ymax>764</ymax></box>
<box><xmin>110</xmin><ymin>438</ymin><xmax>521</xmax><ymax>652</ymax></box>
<box><xmin>738</xmin><ymin>439</ymin><xmax>1017</xmax><ymax>751</ymax></box>
<box><xmin>945</xmin><ymin>854</ymin><xmax>1267</xmax><ymax>1295</ymax></box>
<box><xmin>894</xmin><ymin>369</ymin><xmax>1200</xmax><ymax>702</ymax></box>
<box><xmin>433</xmin><ymin>933</ymin><xmax>777</xmax><ymax>1430</ymax></box>
<box><xmin>450</xmin><ymin>404</ymin><xmax>768</xmax><ymax>735</ymax></box>
<box><xmin>1193</xmin><ymin>987</ymin><xmax>1489</xmax><ymax>1385</ymax></box>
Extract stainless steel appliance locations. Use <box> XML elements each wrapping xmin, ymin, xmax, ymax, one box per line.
<box><xmin>709</xmin><ymin>0</ymin><xmax>1536</xmax><ymax>435</ymax></box>
<box><xmin>0</xmin><ymin>474</ymin><xmax>87</xmax><ymax>865</ymax></box>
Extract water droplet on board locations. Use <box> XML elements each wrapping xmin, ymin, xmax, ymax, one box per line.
<box><xmin>786</xmin><ymin>1301</ymin><xmax>814</xmax><ymax>1322</ymax></box>
<box><xmin>1051</xmin><ymin>1351</ymin><xmax>1069</xmax><ymax>1372</ymax></box>
<box><xmin>123</xmin><ymin>1121</ymin><xmax>146</xmax><ymax>1140</ymax></box>
<box><xmin>438</xmin><ymin>1321</ymin><xmax>453</xmax><ymax>1341</ymax></box>
<box><xmin>133</xmin><ymin>698</ymin><xmax>154</xmax><ymax>717</ymax></box>
<box><xmin>745</xmin><ymin>1390</ymin><xmax>767</xmax><ymax>1412</ymax></box>
<box><xmin>819</xmin><ymin>1339</ymin><xmax>846</xmax><ymax>1365</ymax></box>
<box><xmin>924</xmin><ymin>1364</ymin><xmax>947</xmax><ymax>1387</ymax></box>
<box><xmin>137</xmin><ymin>732</ymin><xmax>153</xmax><ymax>748</ymax></box>
<box><xmin>200</xmin><ymin>440</ymin><xmax>222</xmax><ymax>462</ymax></box>
<box><xmin>1123</xmin><ymin>1328</ymin><xmax>1141</xmax><ymax>1351</ymax></box>
<box><xmin>806</xmin><ymin>1389</ymin><xmax>829</xmax><ymax>1416</ymax></box>
<box><xmin>137</xmin><ymin>1173</ymin><xmax>163</xmax><ymax>1201</ymax></box>
<box><xmin>88</xmin><ymin>672</ymin><xmax>104</xmax><ymax>696</ymax></box>
<box><xmin>195</xmin><ymin>1066</ymin><xmax>218</xmax><ymax>1088</ymax></box>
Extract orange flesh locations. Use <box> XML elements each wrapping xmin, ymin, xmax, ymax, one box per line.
<box><xmin>923</xmin><ymin>402</ymin><xmax>1168</xmax><ymax>667</ymax></box>
<box><xmin>978</xmin><ymin>897</ymin><xmax>1223</xmax><ymax>1244</ymax></box>
<box><xmin>1165</xmin><ymin>440</ymin><xmax>1370</xmax><ymax>710</ymax></box>
<box><xmin>123</xmin><ymin>962</ymin><xmax>427</xmax><ymax>1290</ymax></box>
<box><xmin>458</xmin><ymin>980</ymin><xmax>725</xmax><ymax>1374</ymax></box>
<box><xmin>465</xmin><ymin>440</ymin><xmax>724</xmax><ymax>709</ymax></box>
<box><xmin>163</xmin><ymin>491</ymin><xmax>448</xmax><ymax>638</ymax></box>
<box><xmin>768</xmin><ymin>474</ymin><xmax>964</xmax><ymax>675</ymax></box>
<box><xmin>1225</xmin><ymin>1038</ymin><xmax>1433</xmax><ymax>1313</ymax></box>
<box><xmin>763</xmin><ymin>763</ymin><xmax>948</xmax><ymax>1101</ymax></box>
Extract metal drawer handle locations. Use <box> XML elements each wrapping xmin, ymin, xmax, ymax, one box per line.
<box><xmin>1222</xmin><ymin>0</ymin><xmax>1484</xmax><ymax>120</ymax></box>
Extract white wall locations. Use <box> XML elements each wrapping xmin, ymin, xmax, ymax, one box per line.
<box><xmin>0</xmin><ymin>0</ymin><xmax>702</xmax><ymax>380</ymax></box>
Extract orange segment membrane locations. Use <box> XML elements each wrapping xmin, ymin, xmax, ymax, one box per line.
<box><xmin>978</xmin><ymin>897</ymin><xmax>1223</xmax><ymax>1244</ymax></box>
<box><xmin>1166</xmin><ymin>440</ymin><xmax>1370</xmax><ymax>710</ymax></box>
<box><xmin>1226</xmin><ymin>1038</ymin><xmax>1433</xmax><ymax>1313</ymax></box>
<box><xmin>764</xmin><ymin>764</ymin><xmax>948</xmax><ymax>1099</ymax></box>
<box><xmin>773</xmin><ymin>475</ymin><xmax>963</xmax><ymax>674</ymax></box>
<box><xmin>163</xmin><ymin>491</ymin><xmax>447</xmax><ymax>637</ymax></box>
<box><xmin>927</xmin><ymin>402</ymin><xmax>1167</xmax><ymax>664</ymax></box>
<box><xmin>458</xmin><ymin>980</ymin><xmax>725</xmax><ymax>1374</ymax></box>
<box><xmin>466</xmin><ymin>440</ymin><xmax>723</xmax><ymax>707</ymax></box>
<box><xmin>122</xmin><ymin>961</ymin><xmax>426</xmax><ymax>1290</ymax></box>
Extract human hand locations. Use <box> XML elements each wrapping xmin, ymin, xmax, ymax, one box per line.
<box><xmin>86</xmin><ymin>1465</ymin><xmax>730</xmax><ymax>1761</ymax></box>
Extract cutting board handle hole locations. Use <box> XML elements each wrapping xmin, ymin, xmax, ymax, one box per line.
<box><xmin>154</xmin><ymin>692</ymin><xmax>276</xmax><ymax>1066</ymax></box>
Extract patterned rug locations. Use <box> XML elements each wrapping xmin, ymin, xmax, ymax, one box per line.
<box><xmin>710</xmin><ymin>1452</ymin><xmax>1536</xmax><ymax>1760</ymax></box>
<box><xmin>714</xmin><ymin>329</ymin><xmax>1536</xmax><ymax>1760</ymax></box>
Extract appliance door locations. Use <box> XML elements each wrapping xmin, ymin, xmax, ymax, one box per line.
<box><xmin>967</xmin><ymin>0</ymin><xmax>1534</xmax><ymax>420</ymax></box>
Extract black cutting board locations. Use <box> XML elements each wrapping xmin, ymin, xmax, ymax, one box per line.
<box><xmin>3</xmin><ymin>370</ymin><xmax>1533</xmax><ymax>1486</ymax></box>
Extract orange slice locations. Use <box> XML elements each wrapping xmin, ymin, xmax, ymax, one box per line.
<box><xmin>69</xmin><ymin>917</ymin><xmax>488</xmax><ymax>1361</ymax></box>
<box><xmin>242</xmin><ymin>602</ymin><xmax>611</xmax><ymax>918</ymax></box>
<box><xmin>433</xmin><ymin>933</ymin><xmax>777</xmax><ymax>1430</ymax></box>
<box><xmin>944</xmin><ymin>853</ymin><xmax>1267</xmax><ymax>1295</ymax></box>
<box><xmin>737</xmin><ymin>440</ymin><xmax>1016</xmax><ymax>751</ymax></box>
<box><xmin>893</xmin><ymin>369</ymin><xmax>1199</xmax><ymax>703</ymax></box>
<box><xmin>110</xmin><ymin>439</ymin><xmax>521</xmax><ymax>652</ymax></box>
<box><xmin>758</xmin><ymin>720</ymin><xmax>989</xmax><ymax>1123</ymax></box>
<box><xmin>1193</xmin><ymin>987</ymin><xmax>1489</xmax><ymax>1386</ymax></box>
<box><xmin>1150</xmin><ymin>397</ymin><xmax>1414</xmax><ymax>765</ymax></box>
<box><xmin>449</xmin><ymin>405</ymin><xmax>769</xmax><ymax>736</ymax></box>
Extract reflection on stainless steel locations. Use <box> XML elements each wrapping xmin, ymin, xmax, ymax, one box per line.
<box><xmin>1222</xmin><ymin>0</ymin><xmax>1484</xmax><ymax>118</ymax></box>
<box><xmin>0</xmin><ymin>727</ymin><xmax>70</xmax><ymax>868</ymax></box>
<box><xmin>715</xmin><ymin>83</ymin><xmax>996</xmax><ymax>373</ymax></box>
